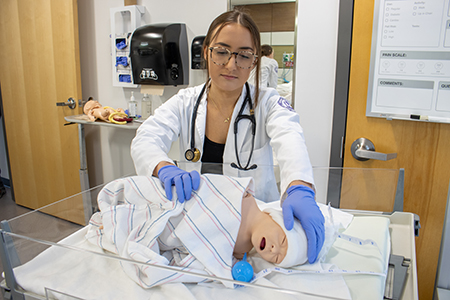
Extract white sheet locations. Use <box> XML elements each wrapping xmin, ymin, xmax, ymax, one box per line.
<box><xmin>10</xmin><ymin>226</ymin><xmax>350</xmax><ymax>300</ymax></box>
<box><xmin>9</xmin><ymin>214</ymin><xmax>390</xmax><ymax>300</ymax></box>
<box><xmin>276</xmin><ymin>82</ymin><xmax>293</xmax><ymax>104</ymax></box>
<box><xmin>329</xmin><ymin>217</ymin><xmax>391</xmax><ymax>300</ymax></box>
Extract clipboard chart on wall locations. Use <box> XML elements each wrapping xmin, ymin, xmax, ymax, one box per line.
<box><xmin>366</xmin><ymin>0</ymin><xmax>450</xmax><ymax>123</ymax></box>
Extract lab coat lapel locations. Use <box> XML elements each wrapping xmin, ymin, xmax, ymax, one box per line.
<box><xmin>195</xmin><ymin>91</ymin><xmax>208</xmax><ymax>151</ymax></box>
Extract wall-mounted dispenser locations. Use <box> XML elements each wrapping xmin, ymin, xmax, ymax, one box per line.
<box><xmin>110</xmin><ymin>5</ymin><xmax>145</xmax><ymax>87</ymax></box>
<box><xmin>191</xmin><ymin>36</ymin><xmax>206</xmax><ymax>69</ymax></box>
<box><xmin>130</xmin><ymin>23</ymin><xmax>189</xmax><ymax>86</ymax></box>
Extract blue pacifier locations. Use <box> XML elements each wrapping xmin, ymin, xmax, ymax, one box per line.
<box><xmin>232</xmin><ymin>253</ymin><xmax>254</xmax><ymax>282</ymax></box>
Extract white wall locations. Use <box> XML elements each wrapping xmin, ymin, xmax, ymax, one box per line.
<box><xmin>77</xmin><ymin>0</ymin><xmax>339</xmax><ymax>189</ymax></box>
<box><xmin>78</xmin><ymin>0</ymin><xmax>227</xmax><ymax>186</ymax></box>
<box><xmin>294</xmin><ymin>0</ymin><xmax>339</xmax><ymax>168</ymax></box>
<box><xmin>294</xmin><ymin>0</ymin><xmax>339</xmax><ymax>203</ymax></box>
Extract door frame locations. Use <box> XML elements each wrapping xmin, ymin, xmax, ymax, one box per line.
<box><xmin>327</xmin><ymin>0</ymin><xmax>354</xmax><ymax>208</ymax></box>
<box><xmin>0</xmin><ymin>84</ymin><xmax>14</xmax><ymax>200</ymax></box>
<box><xmin>328</xmin><ymin>0</ymin><xmax>406</xmax><ymax>212</ymax></box>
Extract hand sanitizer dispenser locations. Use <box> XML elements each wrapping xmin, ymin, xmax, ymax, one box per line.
<box><xmin>130</xmin><ymin>23</ymin><xmax>189</xmax><ymax>86</ymax></box>
<box><xmin>191</xmin><ymin>36</ymin><xmax>206</xmax><ymax>69</ymax></box>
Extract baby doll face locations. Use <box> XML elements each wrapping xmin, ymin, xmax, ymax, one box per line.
<box><xmin>245</xmin><ymin>193</ymin><xmax>288</xmax><ymax>264</ymax></box>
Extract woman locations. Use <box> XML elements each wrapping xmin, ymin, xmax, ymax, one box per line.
<box><xmin>249</xmin><ymin>44</ymin><xmax>279</xmax><ymax>89</ymax></box>
<box><xmin>131</xmin><ymin>8</ymin><xmax>324</xmax><ymax>264</ymax></box>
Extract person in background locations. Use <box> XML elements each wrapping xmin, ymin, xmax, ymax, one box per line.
<box><xmin>130</xmin><ymin>8</ymin><xmax>324</xmax><ymax>264</ymax></box>
<box><xmin>249</xmin><ymin>44</ymin><xmax>279</xmax><ymax>89</ymax></box>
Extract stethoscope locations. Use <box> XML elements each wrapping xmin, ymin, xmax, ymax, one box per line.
<box><xmin>184</xmin><ymin>82</ymin><xmax>257</xmax><ymax>171</ymax></box>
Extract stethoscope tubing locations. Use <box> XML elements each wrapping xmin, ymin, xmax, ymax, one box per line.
<box><xmin>187</xmin><ymin>81</ymin><xmax>257</xmax><ymax>171</ymax></box>
<box><xmin>233</xmin><ymin>84</ymin><xmax>256</xmax><ymax>170</ymax></box>
<box><xmin>190</xmin><ymin>83</ymin><xmax>208</xmax><ymax>150</ymax></box>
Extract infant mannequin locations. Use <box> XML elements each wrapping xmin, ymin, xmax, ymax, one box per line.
<box><xmin>235</xmin><ymin>191</ymin><xmax>307</xmax><ymax>267</ymax></box>
<box><xmin>83</xmin><ymin>100</ymin><xmax>125</xmax><ymax>122</ymax></box>
<box><xmin>86</xmin><ymin>174</ymin><xmax>308</xmax><ymax>288</ymax></box>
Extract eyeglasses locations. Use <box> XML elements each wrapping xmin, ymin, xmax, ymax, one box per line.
<box><xmin>209</xmin><ymin>47</ymin><xmax>257</xmax><ymax>69</ymax></box>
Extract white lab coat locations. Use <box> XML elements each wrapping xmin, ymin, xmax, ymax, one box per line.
<box><xmin>248</xmin><ymin>56</ymin><xmax>279</xmax><ymax>89</ymax></box>
<box><xmin>131</xmin><ymin>83</ymin><xmax>314</xmax><ymax>202</ymax></box>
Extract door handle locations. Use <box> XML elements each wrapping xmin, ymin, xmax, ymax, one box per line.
<box><xmin>56</xmin><ymin>97</ymin><xmax>76</xmax><ymax>109</ymax></box>
<box><xmin>351</xmin><ymin>138</ymin><xmax>397</xmax><ymax>161</ymax></box>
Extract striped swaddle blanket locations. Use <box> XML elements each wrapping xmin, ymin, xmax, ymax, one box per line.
<box><xmin>86</xmin><ymin>174</ymin><xmax>254</xmax><ymax>288</ymax></box>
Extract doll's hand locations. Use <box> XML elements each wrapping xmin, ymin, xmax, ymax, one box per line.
<box><xmin>158</xmin><ymin>165</ymin><xmax>200</xmax><ymax>203</ymax></box>
<box><xmin>282</xmin><ymin>185</ymin><xmax>325</xmax><ymax>263</ymax></box>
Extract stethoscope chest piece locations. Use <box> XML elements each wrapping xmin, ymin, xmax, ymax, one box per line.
<box><xmin>186</xmin><ymin>82</ymin><xmax>257</xmax><ymax>170</ymax></box>
<box><xmin>185</xmin><ymin>148</ymin><xmax>200</xmax><ymax>162</ymax></box>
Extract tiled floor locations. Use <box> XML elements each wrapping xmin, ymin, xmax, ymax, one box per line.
<box><xmin>0</xmin><ymin>187</ymin><xmax>31</xmax><ymax>223</ymax></box>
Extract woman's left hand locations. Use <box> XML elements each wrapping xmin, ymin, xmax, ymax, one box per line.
<box><xmin>282</xmin><ymin>185</ymin><xmax>325</xmax><ymax>264</ymax></box>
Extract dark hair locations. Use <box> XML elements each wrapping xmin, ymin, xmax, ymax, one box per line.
<box><xmin>261</xmin><ymin>44</ymin><xmax>273</xmax><ymax>57</ymax></box>
<box><xmin>203</xmin><ymin>8</ymin><xmax>261</xmax><ymax>107</ymax></box>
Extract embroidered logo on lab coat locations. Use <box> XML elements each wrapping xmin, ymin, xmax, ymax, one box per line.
<box><xmin>278</xmin><ymin>97</ymin><xmax>294</xmax><ymax>112</ymax></box>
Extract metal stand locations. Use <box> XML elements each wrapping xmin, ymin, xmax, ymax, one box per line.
<box><xmin>385</xmin><ymin>255</ymin><xmax>411</xmax><ymax>300</ymax></box>
<box><xmin>77</xmin><ymin>124</ymin><xmax>92</xmax><ymax>224</ymax></box>
<box><xmin>64</xmin><ymin>115</ymin><xmax>141</xmax><ymax>223</ymax></box>
<box><xmin>0</xmin><ymin>221</ymin><xmax>24</xmax><ymax>300</ymax></box>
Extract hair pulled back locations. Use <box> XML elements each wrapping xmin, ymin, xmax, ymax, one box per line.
<box><xmin>203</xmin><ymin>8</ymin><xmax>261</xmax><ymax>106</ymax></box>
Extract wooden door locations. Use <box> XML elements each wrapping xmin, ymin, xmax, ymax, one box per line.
<box><xmin>0</xmin><ymin>0</ymin><xmax>85</xmax><ymax>224</ymax></box>
<box><xmin>343</xmin><ymin>1</ymin><xmax>450</xmax><ymax>299</ymax></box>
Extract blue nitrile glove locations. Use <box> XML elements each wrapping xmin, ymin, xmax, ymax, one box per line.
<box><xmin>115</xmin><ymin>56</ymin><xmax>128</xmax><ymax>67</ymax></box>
<box><xmin>157</xmin><ymin>165</ymin><xmax>200</xmax><ymax>203</ymax></box>
<box><xmin>282</xmin><ymin>185</ymin><xmax>325</xmax><ymax>264</ymax></box>
<box><xmin>116</xmin><ymin>40</ymin><xmax>127</xmax><ymax>50</ymax></box>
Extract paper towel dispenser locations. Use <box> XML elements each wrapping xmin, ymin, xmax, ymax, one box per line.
<box><xmin>130</xmin><ymin>23</ymin><xmax>189</xmax><ymax>86</ymax></box>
